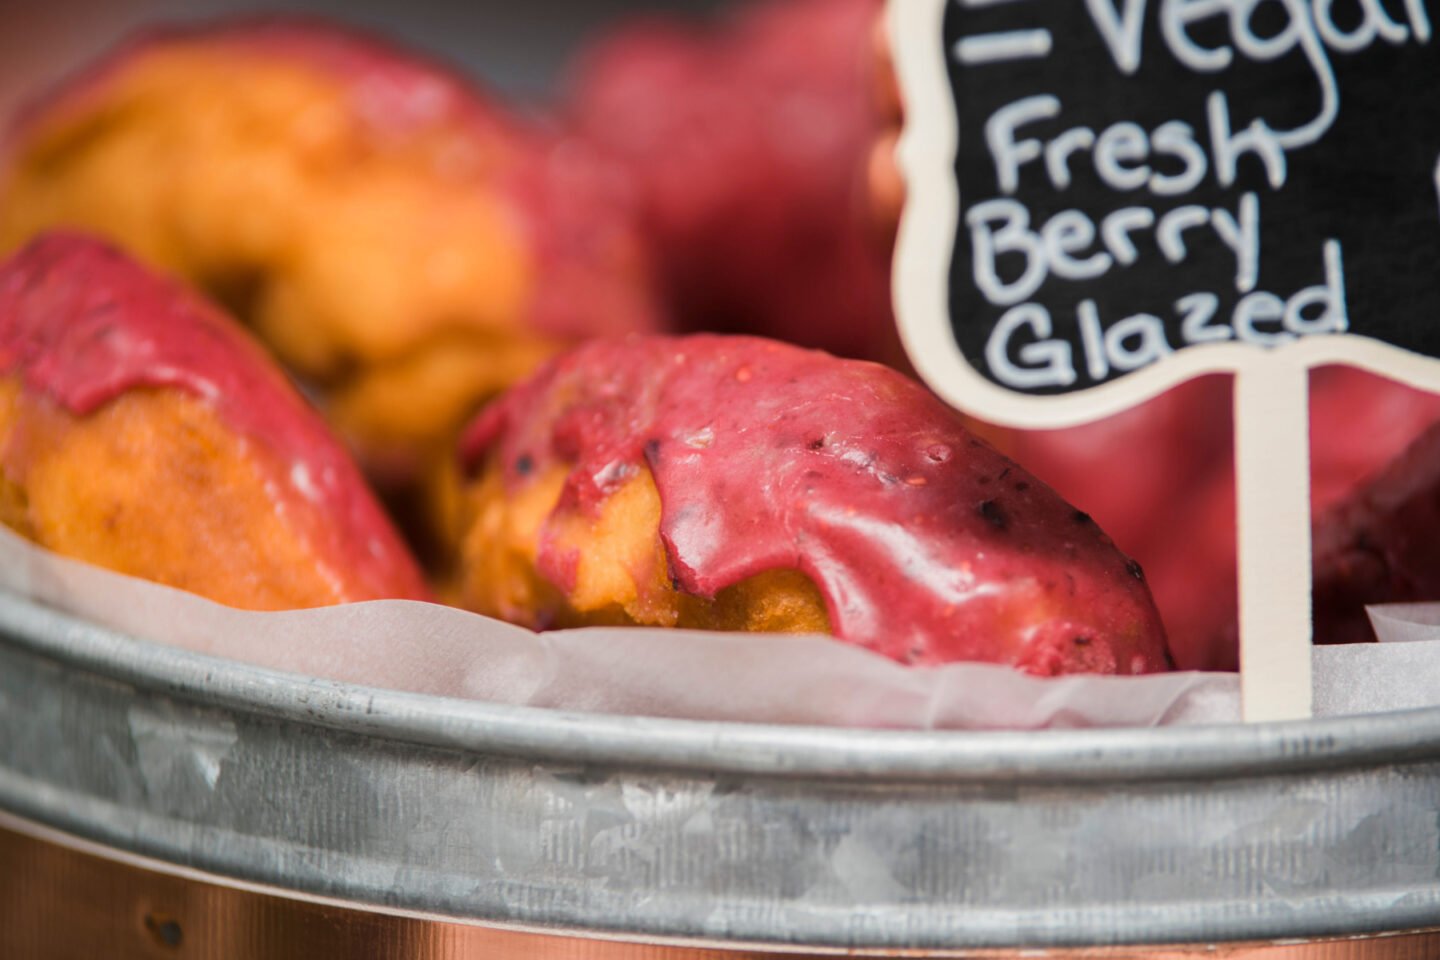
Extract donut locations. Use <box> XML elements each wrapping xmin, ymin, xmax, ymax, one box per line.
<box><xmin>453</xmin><ymin>335</ymin><xmax>1171</xmax><ymax>675</ymax></box>
<box><xmin>1313</xmin><ymin>415</ymin><xmax>1440</xmax><ymax>645</ymax></box>
<box><xmin>568</xmin><ymin>0</ymin><xmax>897</xmax><ymax>364</ymax></box>
<box><xmin>994</xmin><ymin>369</ymin><xmax>1440</xmax><ymax>669</ymax></box>
<box><xmin>0</xmin><ymin>18</ymin><xmax>660</xmax><ymax>485</ymax></box>
<box><xmin>0</xmin><ymin>233</ymin><xmax>427</xmax><ymax>610</ymax></box>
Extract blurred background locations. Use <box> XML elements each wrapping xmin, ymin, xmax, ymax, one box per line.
<box><xmin>6</xmin><ymin>0</ymin><xmax>1438</xmax><ymax>673</ymax></box>
<box><xmin>0</xmin><ymin>0</ymin><xmax>731</xmax><ymax>120</ymax></box>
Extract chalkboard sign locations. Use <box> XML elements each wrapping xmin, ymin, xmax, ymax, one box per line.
<box><xmin>895</xmin><ymin>0</ymin><xmax>1440</xmax><ymax>421</ymax></box>
<box><xmin>890</xmin><ymin>0</ymin><xmax>1440</xmax><ymax>720</ymax></box>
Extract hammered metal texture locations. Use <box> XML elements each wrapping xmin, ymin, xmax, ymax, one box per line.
<box><xmin>3</xmin><ymin>592</ymin><xmax>1440</xmax><ymax>952</ymax></box>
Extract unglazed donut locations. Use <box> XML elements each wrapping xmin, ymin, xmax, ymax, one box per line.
<box><xmin>0</xmin><ymin>234</ymin><xmax>427</xmax><ymax>610</ymax></box>
<box><xmin>453</xmin><ymin>335</ymin><xmax>1171</xmax><ymax>675</ymax></box>
<box><xmin>0</xmin><ymin>18</ymin><xmax>660</xmax><ymax>484</ymax></box>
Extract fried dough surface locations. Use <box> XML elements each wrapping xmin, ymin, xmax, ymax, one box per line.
<box><xmin>0</xmin><ymin>234</ymin><xmax>428</xmax><ymax>609</ymax></box>
<box><xmin>2</xmin><ymin>21</ymin><xmax>658</xmax><ymax>482</ymax></box>
<box><xmin>455</xmin><ymin>335</ymin><xmax>1171</xmax><ymax>675</ymax></box>
<box><xmin>458</xmin><ymin>459</ymin><xmax>830</xmax><ymax>633</ymax></box>
<box><xmin>0</xmin><ymin>382</ymin><xmax>366</xmax><ymax>610</ymax></box>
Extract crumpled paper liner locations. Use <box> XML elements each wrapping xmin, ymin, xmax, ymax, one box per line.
<box><xmin>3</xmin><ymin>523</ymin><xmax>1438</xmax><ymax>729</ymax></box>
<box><xmin>1306</xmin><ymin>604</ymin><xmax>1440</xmax><ymax>717</ymax></box>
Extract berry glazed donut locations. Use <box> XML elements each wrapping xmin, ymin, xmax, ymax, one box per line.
<box><xmin>568</xmin><ymin>0</ymin><xmax>897</xmax><ymax>364</ymax></box>
<box><xmin>455</xmin><ymin>335</ymin><xmax>1172</xmax><ymax>675</ymax></box>
<box><xmin>0</xmin><ymin>234</ymin><xmax>428</xmax><ymax>610</ymax></box>
<box><xmin>0</xmin><ymin>18</ymin><xmax>660</xmax><ymax>484</ymax></box>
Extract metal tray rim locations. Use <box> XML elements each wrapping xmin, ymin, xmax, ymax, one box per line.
<box><xmin>5</xmin><ymin>587</ymin><xmax>1439</xmax><ymax>781</ymax></box>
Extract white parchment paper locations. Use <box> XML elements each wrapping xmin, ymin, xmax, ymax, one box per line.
<box><xmin>3</xmin><ymin>523</ymin><xmax>1438</xmax><ymax>729</ymax></box>
<box><xmin>1305</xmin><ymin>604</ymin><xmax>1440</xmax><ymax>717</ymax></box>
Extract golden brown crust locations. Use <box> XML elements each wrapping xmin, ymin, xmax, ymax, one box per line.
<box><xmin>327</xmin><ymin>335</ymin><xmax>560</xmax><ymax>483</ymax></box>
<box><xmin>0</xmin><ymin>379</ymin><xmax>371</xmax><ymax>610</ymax></box>
<box><xmin>456</xmin><ymin>458</ymin><xmax>830</xmax><ymax>635</ymax></box>
<box><xmin>2</xmin><ymin>37</ymin><xmax>653</xmax><ymax>484</ymax></box>
<box><xmin>3</xmin><ymin>52</ymin><xmax>531</xmax><ymax>375</ymax></box>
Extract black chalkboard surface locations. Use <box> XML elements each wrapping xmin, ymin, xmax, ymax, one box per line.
<box><xmin>937</xmin><ymin>0</ymin><xmax>1438</xmax><ymax>395</ymax></box>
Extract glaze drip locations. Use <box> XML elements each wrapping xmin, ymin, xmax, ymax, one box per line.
<box><xmin>462</xmin><ymin>335</ymin><xmax>1170</xmax><ymax>674</ymax></box>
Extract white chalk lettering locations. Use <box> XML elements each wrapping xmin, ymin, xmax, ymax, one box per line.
<box><xmin>1233</xmin><ymin>290</ymin><xmax>1291</xmax><ymax>345</ymax></box>
<box><xmin>1045</xmin><ymin>127</ymin><xmax>1096</xmax><ymax>189</ymax></box>
<box><xmin>955</xmin><ymin>29</ymin><xmax>1056</xmax><ymax>65</ymax></box>
<box><xmin>1208</xmin><ymin>91</ymin><xmax>1289</xmax><ymax>188</ymax></box>
<box><xmin>1105</xmin><ymin>312</ymin><xmax>1175</xmax><ymax>370</ymax></box>
<box><xmin>986</xmin><ymin>95</ymin><xmax>1061</xmax><ymax>194</ymax></box>
<box><xmin>1211</xmin><ymin>0</ymin><xmax>1343</xmax><ymax>148</ymax></box>
<box><xmin>1404</xmin><ymin>0</ymin><xmax>1433</xmax><ymax>41</ymax></box>
<box><xmin>967</xmin><ymin>199</ymin><xmax>1048</xmax><ymax>306</ymax></box>
<box><xmin>1077</xmin><ymin>299</ymin><xmax>1112</xmax><ymax>380</ymax></box>
<box><xmin>1434</xmin><ymin>154</ymin><xmax>1440</xmax><ymax>222</ymax></box>
<box><xmin>1157</xmin><ymin>205</ymin><xmax>1213</xmax><ymax>263</ymax></box>
<box><xmin>983</xmin><ymin>98</ymin><xmax>1278</xmax><ymax>196</ymax></box>
<box><xmin>1044</xmin><ymin>211</ymin><xmax>1114</xmax><ymax>280</ymax></box>
<box><xmin>1161</xmin><ymin>0</ymin><xmax>1234</xmax><ymax>70</ymax></box>
<box><xmin>1282</xmin><ymin>239</ymin><xmax>1347</xmax><ymax>334</ymax></box>
<box><xmin>1086</xmin><ymin>0</ymin><xmax>1150</xmax><ymax>73</ymax></box>
<box><xmin>1210</xmin><ymin>192</ymin><xmax>1260</xmax><ymax>292</ymax></box>
<box><xmin>969</xmin><ymin>195</ymin><xmax>1261</xmax><ymax>297</ymax></box>
<box><xmin>1082</xmin><ymin>0</ymin><xmax>1346</xmax><ymax>151</ymax></box>
<box><xmin>1178</xmin><ymin>292</ymin><xmax>1231</xmax><ymax>342</ymax></box>
<box><xmin>1095</xmin><ymin>122</ymin><xmax>1153</xmax><ymax>190</ymax></box>
<box><xmin>1101</xmin><ymin>206</ymin><xmax>1156</xmax><ymax>265</ymax></box>
<box><xmin>985</xmin><ymin>238</ymin><xmax>1349</xmax><ymax>384</ymax></box>
<box><xmin>1314</xmin><ymin>0</ymin><xmax>1409</xmax><ymax>53</ymax></box>
<box><xmin>987</xmin><ymin>305</ymin><xmax>1078</xmax><ymax>388</ymax></box>
<box><xmin>1230</xmin><ymin>0</ymin><xmax>1309</xmax><ymax>61</ymax></box>
<box><xmin>1149</xmin><ymin>121</ymin><xmax>1210</xmax><ymax>194</ymax></box>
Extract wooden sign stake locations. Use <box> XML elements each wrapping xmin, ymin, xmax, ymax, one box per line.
<box><xmin>1234</xmin><ymin>359</ymin><xmax>1312</xmax><ymax>721</ymax></box>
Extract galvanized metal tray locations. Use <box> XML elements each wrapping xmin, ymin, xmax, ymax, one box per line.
<box><xmin>3</xmin><ymin>586</ymin><xmax>1440</xmax><ymax>953</ymax></box>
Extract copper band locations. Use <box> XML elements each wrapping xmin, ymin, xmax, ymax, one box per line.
<box><xmin>1</xmin><ymin>824</ymin><xmax>1437</xmax><ymax>959</ymax></box>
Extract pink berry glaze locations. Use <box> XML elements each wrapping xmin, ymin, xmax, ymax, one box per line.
<box><xmin>0</xmin><ymin>233</ymin><xmax>429</xmax><ymax>603</ymax></box>
<box><xmin>462</xmin><ymin>335</ymin><xmax>1173</xmax><ymax>675</ymax></box>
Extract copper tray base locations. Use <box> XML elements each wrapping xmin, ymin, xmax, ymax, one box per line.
<box><xmin>3</xmin><ymin>823</ymin><xmax>1437</xmax><ymax>960</ymax></box>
